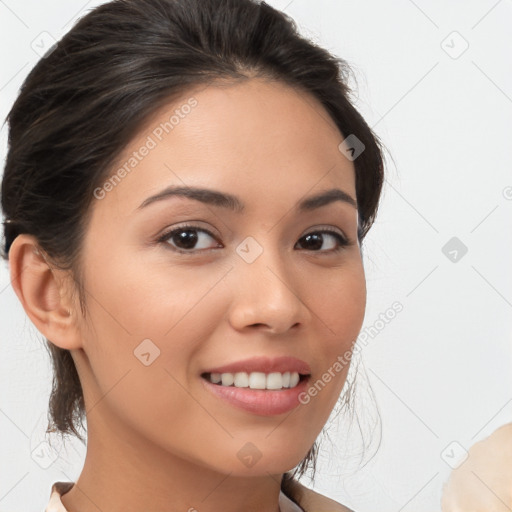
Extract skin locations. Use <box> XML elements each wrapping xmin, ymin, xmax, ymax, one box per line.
<box><xmin>10</xmin><ymin>77</ymin><xmax>366</xmax><ymax>512</ymax></box>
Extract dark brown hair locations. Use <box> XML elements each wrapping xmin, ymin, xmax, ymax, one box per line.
<box><xmin>1</xmin><ymin>0</ymin><xmax>384</xmax><ymax>501</ymax></box>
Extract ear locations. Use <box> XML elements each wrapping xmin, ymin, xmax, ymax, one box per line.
<box><xmin>8</xmin><ymin>234</ymin><xmax>83</xmax><ymax>350</ymax></box>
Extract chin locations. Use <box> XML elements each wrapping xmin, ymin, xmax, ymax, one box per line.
<box><xmin>204</xmin><ymin>443</ymin><xmax>312</xmax><ymax>478</ymax></box>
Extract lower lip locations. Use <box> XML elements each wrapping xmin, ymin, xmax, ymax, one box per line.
<box><xmin>200</xmin><ymin>375</ymin><xmax>310</xmax><ymax>416</ymax></box>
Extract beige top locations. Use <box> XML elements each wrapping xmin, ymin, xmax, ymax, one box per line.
<box><xmin>44</xmin><ymin>481</ymin><xmax>354</xmax><ymax>512</ymax></box>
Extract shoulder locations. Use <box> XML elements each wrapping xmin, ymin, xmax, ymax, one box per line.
<box><xmin>288</xmin><ymin>480</ymin><xmax>355</xmax><ymax>512</ymax></box>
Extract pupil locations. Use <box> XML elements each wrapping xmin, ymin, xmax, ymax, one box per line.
<box><xmin>176</xmin><ymin>229</ymin><xmax>198</xmax><ymax>249</ymax></box>
<box><xmin>303</xmin><ymin>233</ymin><xmax>322</xmax><ymax>250</ymax></box>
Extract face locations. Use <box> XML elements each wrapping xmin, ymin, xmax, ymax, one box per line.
<box><xmin>72</xmin><ymin>77</ymin><xmax>366</xmax><ymax>476</ymax></box>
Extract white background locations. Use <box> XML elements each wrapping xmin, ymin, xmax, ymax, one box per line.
<box><xmin>0</xmin><ymin>1</ymin><xmax>511</xmax><ymax>511</ymax></box>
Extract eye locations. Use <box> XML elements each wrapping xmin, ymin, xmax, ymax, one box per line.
<box><xmin>157</xmin><ymin>224</ymin><xmax>351</xmax><ymax>254</ymax></box>
<box><xmin>295</xmin><ymin>228</ymin><xmax>350</xmax><ymax>253</ymax></box>
<box><xmin>157</xmin><ymin>223</ymin><xmax>222</xmax><ymax>253</ymax></box>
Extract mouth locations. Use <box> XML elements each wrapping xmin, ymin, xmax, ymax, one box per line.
<box><xmin>200</xmin><ymin>370</ymin><xmax>312</xmax><ymax>416</ymax></box>
<box><xmin>200</xmin><ymin>371</ymin><xmax>310</xmax><ymax>391</ymax></box>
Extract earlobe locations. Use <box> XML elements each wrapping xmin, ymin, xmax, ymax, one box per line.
<box><xmin>8</xmin><ymin>234</ymin><xmax>83</xmax><ymax>350</ymax></box>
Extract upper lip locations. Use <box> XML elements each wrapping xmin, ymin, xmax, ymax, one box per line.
<box><xmin>202</xmin><ymin>356</ymin><xmax>311</xmax><ymax>375</ymax></box>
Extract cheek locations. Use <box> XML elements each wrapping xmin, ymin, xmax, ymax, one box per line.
<box><xmin>78</xmin><ymin>251</ymin><xmax>232</xmax><ymax>410</ymax></box>
<box><xmin>302</xmin><ymin>262</ymin><xmax>366</xmax><ymax>405</ymax></box>
<box><xmin>77</xmin><ymin>283</ymin><xmax>227</xmax><ymax>459</ymax></box>
<box><xmin>310</xmin><ymin>260</ymin><xmax>367</xmax><ymax>347</ymax></box>
<box><xmin>81</xmin><ymin>244</ymin><xmax>230</xmax><ymax>339</ymax></box>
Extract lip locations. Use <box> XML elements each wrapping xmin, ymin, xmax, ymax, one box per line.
<box><xmin>200</xmin><ymin>373</ymin><xmax>311</xmax><ymax>416</ymax></box>
<box><xmin>202</xmin><ymin>355</ymin><xmax>311</xmax><ymax>375</ymax></box>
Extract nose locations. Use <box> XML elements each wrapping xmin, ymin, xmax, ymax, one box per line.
<box><xmin>226</xmin><ymin>244</ymin><xmax>310</xmax><ymax>335</ymax></box>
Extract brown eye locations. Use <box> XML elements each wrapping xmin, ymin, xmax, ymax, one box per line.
<box><xmin>158</xmin><ymin>224</ymin><xmax>222</xmax><ymax>253</ymax></box>
<box><xmin>295</xmin><ymin>229</ymin><xmax>349</xmax><ymax>253</ymax></box>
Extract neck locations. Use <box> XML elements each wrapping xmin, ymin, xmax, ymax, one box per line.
<box><xmin>60</xmin><ymin>412</ymin><xmax>284</xmax><ymax>512</ymax></box>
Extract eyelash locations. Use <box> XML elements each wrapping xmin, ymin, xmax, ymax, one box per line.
<box><xmin>156</xmin><ymin>223</ymin><xmax>351</xmax><ymax>255</ymax></box>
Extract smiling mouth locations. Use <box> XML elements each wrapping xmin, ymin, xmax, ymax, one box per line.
<box><xmin>201</xmin><ymin>371</ymin><xmax>310</xmax><ymax>390</ymax></box>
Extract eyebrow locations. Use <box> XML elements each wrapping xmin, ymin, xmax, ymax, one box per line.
<box><xmin>136</xmin><ymin>185</ymin><xmax>357</xmax><ymax>213</ymax></box>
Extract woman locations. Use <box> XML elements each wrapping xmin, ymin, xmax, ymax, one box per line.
<box><xmin>1</xmin><ymin>0</ymin><xmax>385</xmax><ymax>510</ymax></box>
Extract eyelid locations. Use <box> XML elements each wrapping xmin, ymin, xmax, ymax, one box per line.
<box><xmin>302</xmin><ymin>225</ymin><xmax>347</xmax><ymax>238</ymax></box>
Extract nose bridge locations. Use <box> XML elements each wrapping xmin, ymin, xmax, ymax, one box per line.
<box><xmin>227</xmin><ymin>233</ymin><xmax>306</xmax><ymax>332</ymax></box>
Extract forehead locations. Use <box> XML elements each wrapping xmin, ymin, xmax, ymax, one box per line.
<box><xmin>94</xmin><ymin>77</ymin><xmax>356</xmax><ymax>220</ymax></box>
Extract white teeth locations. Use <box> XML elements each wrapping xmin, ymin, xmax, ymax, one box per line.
<box><xmin>206</xmin><ymin>371</ymin><xmax>303</xmax><ymax>390</ymax></box>
<box><xmin>266</xmin><ymin>372</ymin><xmax>283</xmax><ymax>390</ymax></box>
<box><xmin>221</xmin><ymin>373</ymin><xmax>234</xmax><ymax>386</ymax></box>
<box><xmin>234</xmin><ymin>372</ymin><xmax>249</xmax><ymax>387</ymax></box>
<box><xmin>249</xmin><ymin>372</ymin><xmax>266</xmax><ymax>389</ymax></box>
